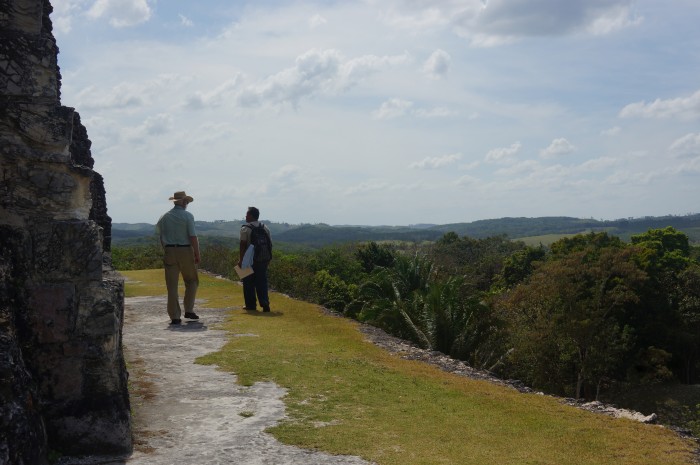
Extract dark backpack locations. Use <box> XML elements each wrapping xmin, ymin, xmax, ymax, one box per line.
<box><xmin>247</xmin><ymin>223</ymin><xmax>272</xmax><ymax>264</ymax></box>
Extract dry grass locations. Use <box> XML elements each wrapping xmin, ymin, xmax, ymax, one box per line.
<box><xmin>122</xmin><ymin>269</ymin><xmax>697</xmax><ymax>465</ymax></box>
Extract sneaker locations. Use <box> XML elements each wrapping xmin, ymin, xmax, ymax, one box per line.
<box><xmin>184</xmin><ymin>312</ymin><xmax>199</xmax><ymax>319</ymax></box>
<box><xmin>170</xmin><ymin>319</ymin><xmax>182</xmax><ymax>325</ymax></box>
<box><xmin>262</xmin><ymin>306</ymin><xmax>271</xmax><ymax>312</ymax></box>
<box><xmin>244</xmin><ymin>306</ymin><xmax>256</xmax><ymax>311</ymax></box>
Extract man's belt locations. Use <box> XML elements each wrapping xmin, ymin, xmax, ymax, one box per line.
<box><xmin>165</xmin><ymin>244</ymin><xmax>190</xmax><ymax>247</ymax></box>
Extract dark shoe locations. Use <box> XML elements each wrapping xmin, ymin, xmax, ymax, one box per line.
<box><xmin>184</xmin><ymin>312</ymin><xmax>199</xmax><ymax>319</ymax></box>
<box><xmin>170</xmin><ymin>319</ymin><xmax>182</xmax><ymax>325</ymax></box>
<box><xmin>244</xmin><ymin>306</ymin><xmax>256</xmax><ymax>311</ymax></box>
<box><xmin>262</xmin><ymin>306</ymin><xmax>271</xmax><ymax>312</ymax></box>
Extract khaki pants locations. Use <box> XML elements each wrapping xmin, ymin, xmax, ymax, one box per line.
<box><xmin>163</xmin><ymin>246</ymin><xmax>199</xmax><ymax>320</ymax></box>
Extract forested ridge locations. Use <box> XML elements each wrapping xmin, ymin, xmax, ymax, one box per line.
<box><xmin>113</xmin><ymin>213</ymin><xmax>700</xmax><ymax>247</ymax></box>
<box><xmin>113</xmin><ymin>215</ymin><xmax>700</xmax><ymax>436</ymax></box>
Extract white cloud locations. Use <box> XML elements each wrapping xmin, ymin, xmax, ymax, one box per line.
<box><xmin>601</xmin><ymin>126</ymin><xmax>621</xmax><ymax>136</ymax></box>
<box><xmin>668</xmin><ymin>133</ymin><xmax>700</xmax><ymax>158</ymax></box>
<box><xmin>619</xmin><ymin>89</ymin><xmax>700</xmax><ymax>120</ymax></box>
<box><xmin>422</xmin><ymin>49</ymin><xmax>451</xmax><ymax>79</ymax></box>
<box><xmin>141</xmin><ymin>113</ymin><xmax>172</xmax><ymax>136</ymax></box>
<box><xmin>381</xmin><ymin>0</ymin><xmax>642</xmax><ymax>46</ymax></box>
<box><xmin>372</xmin><ymin>98</ymin><xmax>414</xmax><ymax>120</ymax></box>
<box><xmin>179</xmin><ymin>14</ymin><xmax>193</xmax><ymax>27</ymax></box>
<box><xmin>337</xmin><ymin>52</ymin><xmax>412</xmax><ymax>90</ymax></box>
<box><xmin>87</xmin><ymin>0</ymin><xmax>152</xmax><ymax>28</ymax></box>
<box><xmin>409</xmin><ymin>153</ymin><xmax>462</xmax><ymax>169</ymax></box>
<box><xmin>605</xmin><ymin>170</ymin><xmax>658</xmax><ymax>185</ymax></box>
<box><xmin>485</xmin><ymin>142</ymin><xmax>521</xmax><ymax>163</ymax></box>
<box><xmin>540</xmin><ymin>138</ymin><xmax>576</xmax><ymax>158</ymax></box>
<box><xmin>373</xmin><ymin>100</ymin><xmax>456</xmax><ymax>120</ymax></box>
<box><xmin>459</xmin><ymin>160</ymin><xmax>480</xmax><ymax>171</ymax></box>
<box><xmin>51</xmin><ymin>0</ymin><xmax>86</xmax><ymax>34</ymax></box>
<box><xmin>124</xmin><ymin>113</ymin><xmax>173</xmax><ymax>141</ymax></box>
<box><xmin>237</xmin><ymin>49</ymin><xmax>341</xmax><ymax>108</ymax></box>
<box><xmin>76</xmin><ymin>83</ymin><xmax>144</xmax><ymax>110</ymax></box>
<box><xmin>495</xmin><ymin>159</ymin><xmax>541</xmax><ymax>177</ymax></box>
<box><xmin>578</xmin><ymin>157</ymin><xmax>618</xmax><ymax>171</ymax></box>
<box><xmin>236</xmin><ymin>49</ymin><xmax>409</xmax><ymax>109</ymax></box>
<box><xmin>412</xmin><ymin>107</ymin><xmax>457</xmax><ymax>118</ymax></box>
<box><xmin>309</xmin><ymin>14</ymin><xmax>327</xmax><ymax>28</ymax></box>
<box><xmin>344</xmin><ymin>180</ymin><xmax>390</xmax><ymax>195</ymax></box>
<box><xmin>380</xmin><ymin>4</ymin><xmax>455</xmax><ymax>31</ymax></box>
<box><xmin>74</xmin><ymin>74</ymin><xmax>187</xmax><ymax>111</ymax></box>
<box><xmin>186</xmin><ymin>76</ymin><xmax>243</xmax><ymax>110</ymax></box>
<box><xmin>455</xmin><ymin>174</ymin><xmax>481</xmax><ymax>187</ymax></box>
<box><xmin>586</xmin><ymin>3</ymin><xmax>643</xmax><ymax>35</ymax></box>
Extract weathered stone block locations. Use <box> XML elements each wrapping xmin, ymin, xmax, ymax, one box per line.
<box><xmin>0</xmin><ymin>224</ymin><xmax>47</xmax><ymax>465</ymax></box>
<box><xmin>27</xmin><ymin>282</ymin><xmax>75</xmax><ymax>343</ymax></box>
<box><xmin>35</xmin><ymin>351</ymin><xmax>83</xmax><ymax>400</ymax></box>
<box><xmin>31</xmin><ymin>220</ymin><xmax>103</xmax><ymax>281</ymax></box>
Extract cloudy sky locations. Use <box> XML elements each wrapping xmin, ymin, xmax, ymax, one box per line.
<box><xmin>52</xmin><ymin>0</ymin><xmax>700</xmax><ymax>226</ymax></box>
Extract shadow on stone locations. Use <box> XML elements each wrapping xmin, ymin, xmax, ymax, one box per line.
<box><xmin>167</xmin><ymin>321</ymin><xmax>208</xmax><ymax>332</ymax></box>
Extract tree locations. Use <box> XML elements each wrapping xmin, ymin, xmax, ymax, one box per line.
<box><xmin>313</xmin><ymin>270</ymin><xmax>357</xmax><ymax>312</ymax></box>
<box><xmin>497</xmin><ymin>245</ymin><xmax>546</xmax><ymax>289</ymax></box>
<box><xmin>424</xmin><ymin>277</ymin><xmax>507</xmax><ymax>369</ymax></box>
<box><xmin>498</xmin><ymin>244</ymin><xmax>646</xmax><ymax>399</ymax></box>
<box><xmin>628</xmin><ymin>227</ymin><xmax>698</xmax><ymax>382</ymax></box>
<box><xmin>349</xmin><ymin>253</ymin><xmax>434</xmax><ymax>348</ymax></box>
<box><xmin>355</xmin><ymin>241</ymin><xmax>396</xmax><ymax>273</ymax></box>
<box><xmin>429</xmin><ymin>234</ymin><xmax>525</xmax><ymax>292</ymax></box>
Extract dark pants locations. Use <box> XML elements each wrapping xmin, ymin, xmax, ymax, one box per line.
<box><xmin>242</xmin><ymin>261</ymin><xmax>269</xmax><ymax>309</ymax></box>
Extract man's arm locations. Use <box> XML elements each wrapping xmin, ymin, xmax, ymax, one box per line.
<box><xmin>238</xmin><ymin>225</ymin><xmax>249</xmax><ymax>267</ymax></box>
<box><xmin>238</xmin><ymin>240</ymin><xmax>247</xmax><ymax>267</ymax></box>
<box><xmin>190</xmin><ymin>236</ymin><xmax>200</xmax><ymax>264</ymax></box>
<box><xmin>155</xmin><ymin>220</ymin><xmax>164</xmax><ymax>247</ymax></box>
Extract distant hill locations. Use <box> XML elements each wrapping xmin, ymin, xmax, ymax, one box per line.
<box><xmin>112</xmin><ymin>213</ymin><xmax>700</xmax><ymax>247</ymax></box>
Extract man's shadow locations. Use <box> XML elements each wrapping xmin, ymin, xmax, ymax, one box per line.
<box><xmin>166</xmin><ymin>321</ymin><xmax>208</xmax><ymax>331</ymax></box>
<box><xmin>243</xmin><ymin>309</ymin><xmax>283</xmax><ymax>317</ymax></box>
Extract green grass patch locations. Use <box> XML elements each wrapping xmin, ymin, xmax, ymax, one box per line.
<box><xmin>121</xmin><ymin>269</ymin><xmax>696</xmax><ymax>465</ymax></box>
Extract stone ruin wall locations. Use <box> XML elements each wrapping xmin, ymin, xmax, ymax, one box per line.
<box><xmin>1</xmin><ymin>0</ymin><xmax>131</xmax><ymax>463</ymax></box>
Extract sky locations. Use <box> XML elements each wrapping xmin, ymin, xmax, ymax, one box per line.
<box><xmin>51</xmin><ymin>0</ymin><xmax>700</xmax><ymax>226</ymax></box>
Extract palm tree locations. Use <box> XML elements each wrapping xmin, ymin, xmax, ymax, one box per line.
<box><xmin>351</xmin><ymin>253</ymin><xmax>434</xmax><ymax>349</ymax></box>
<box><xmin>347</xmin><ymin>253</ymin><xmax>507</xmax><ymax>369</ymax></box>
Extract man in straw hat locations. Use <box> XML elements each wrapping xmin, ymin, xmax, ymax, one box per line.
<box><xmin>155</xmin><ymin>191</ymin><xmax>201</xmax><ymax>324</ymax></box>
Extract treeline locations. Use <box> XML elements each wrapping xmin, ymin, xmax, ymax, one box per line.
<box><xmin>112</xmin><ymin>213</ymin><xmax>700</xmax><ymax>247</ymax></box>
<box><xmin>113</xmin><ymin>227</ymin><xmax>700</xmax><ymax>405</ymax></box>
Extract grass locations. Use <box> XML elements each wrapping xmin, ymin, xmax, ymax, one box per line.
<box><xmin>121</xmin><ymin>269</ymin><xmax>697</xmax><ymax>465</ymax></box>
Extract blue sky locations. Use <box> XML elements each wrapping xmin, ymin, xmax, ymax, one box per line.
<box><xmin>52</xmin><ymin>0</ymin><xmax>700</xmax><ymax>226</ymax></box>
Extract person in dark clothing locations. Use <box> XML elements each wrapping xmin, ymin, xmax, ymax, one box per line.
<box><xmin>238</xmin><ymin>206</ymin><xmax>272</xmax><ymax>312</ymax></box>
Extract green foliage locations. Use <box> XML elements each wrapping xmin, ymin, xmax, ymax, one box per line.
<box><xmin>268</xmin><ymin>252</ymin><xmax>318</xmax><ymax>301</ymax></box>
<box><xmin>549</xmin><ymin>231</ymin><xmax>624</xmax><ymax>257</ymax></box>
<box><xmin>314</xmin><ymin>244</ymin><xmax>366</xmax><ymax>283</ymax></box>
<box><xmin>350</xmin><ymin>253</ymin><xmax>434</xmax><ymax>347</ymax></box>
<box><xmin>313</xmin><ymin>270</ymin><xmax>357</xmax><ymax>312</ymax></box>
<box><xmin>199</xmin><ymin>242</ymin><xmax>238</xmax><ymax>279</ymax></box>
<box><xmin>355</xmin><ymin>241</ymin><xmax>396</xmax><ymax>272</ymax></box>
<box><xmin>497</xmin><ymin>244</ymin><xmax>546</xmax><ymax>289</ymax></box>
<box><xmin>112</xmin><ymin>243</ymin><xmax>162</xmax><ymax>270</ymax></box>
<box><xmin>436</xmin><ymin>231</ymin><xmax>459</xmax><ymax>245</ymax></box>
<box><xmin>497</xmin><ymin>245</ymin><xmax>647</xmax><ymax>399</ymax></box>
<box><xmin>423</xmin><ymin>277</ymin><xmax>506</xmax><ymax>369</ymax></box>
<box><xmin>429</xmin><ymin>233</ymin><xmax>525</xmax><ymax>292</ymax></box>
<box><xmin>632</xmin><ymin>226</ymin><xmax>691</xmax><ymax>257</ymax></box>
<box><xmin>348</xmin><ymin>253</ymin><xmax>506</xmax><ymax>370</ymax></box>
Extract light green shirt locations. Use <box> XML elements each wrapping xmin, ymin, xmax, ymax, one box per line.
<box><xmin>156</xmin><ymin>206</ymin><xmax>196</xmax><ymax>245</ymax></box>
